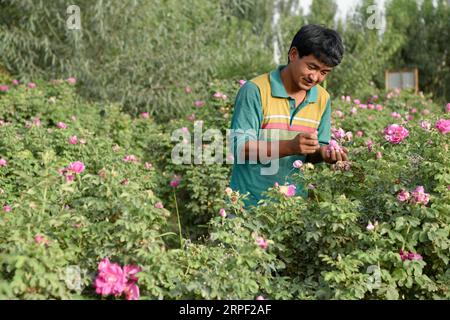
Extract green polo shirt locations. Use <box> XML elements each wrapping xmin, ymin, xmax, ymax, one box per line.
<box><xmin>229</xmin><ymin>65</ymin><xmax>332</xmax><ymax>209</ymax></box>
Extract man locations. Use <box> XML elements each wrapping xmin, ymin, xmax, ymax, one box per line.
<box><xmin>230</xmin><ymin>24</ymin><xmax>348</xmax><ymax>209</ymax></box>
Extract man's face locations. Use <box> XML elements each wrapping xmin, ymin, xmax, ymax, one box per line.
<box><xmin>288</xmin><ymin>48</ymin><xmax>333</xmax><ymax>91</ymax></box>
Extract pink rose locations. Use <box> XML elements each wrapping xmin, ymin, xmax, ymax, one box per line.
<box><xmin>12</xmin><ymin>79</ymin><xmax>19</xmax><ymax>85</ymax></box>
<box><xmin>366</xmin><ymin>140</ymin><xmax>373</xmax><ymax>152</ymax></box>
<box><xmin>399</xmin><ymin>249</ymin><xmax>409</xmax><ymax>261</ymax></box>
<box><xmin>144</xmin><ymin>162</ymin><xmax>153</xmax><ymax>170</ymax></box>
<box><xmin>397</xmin><ymin>190</ymin><xmax>410</xmax><ymax>202</ymax></box>
<box><xmin>384</xmin><ymin>124</ymin><xmax>409</xmax><ymax>144</ymax></box>
<box><xmin>140</xmin><ymin>112</ymin><xmax>149</xmax><ymax>119</ymax></box>
<box><xmin>375</xmin><ymin>105</ymin><xmax>383</xmax><ymax>111</ymax></box>
<box><xmin>68</xmin><ymin>135</ymin><xmax>78</xmax><ymax>145</ymax></box>
<box><xmin>219</xmin><ymin>208</ymin><xmax>227</xmax><ymax>218</ymax></box>
<box><xmin>353</xmin><ymin>99</ymin><xmax>361</xmax><ymax>105</ymax></box>
<box><xmin>420</xmin><ymin>121</ymin><xmax>431</xmax><ymax>131</ymax></box>
<box><xmin>3</xmin><ymin>205</ymin><xmax>12</xmax><ymax>212</ymax></box>
<box><xmin>225</xmin><ymin>187</ymin><xmax>233</xmax><ymax>196</ymax></box>
<box><xmin>27</xmin><ymin>82</ymin><xmax>36</xmax><ymax>89</ymax></box>
<box><xmin>194</xmin><ymin>100</ymin><xmax>205</xmax><ymax>107</ymax></box>
<box><xmin>256</xmin><ymin>295</ymin><xmax>265</xmax><ymax>300</ymax></box>
<box><xmin>123</xmin><ymin>264</ymin><xmax>141</xmax><ymax>283</ymax></box>
<box><xmin>57</xmin><ymin>122</ymin><xmax>67</xmax><ymax>129</ymax></box>
<box><xmin>411</xmin><ymin>186</ymin><xmax>430</xmax><ymax>205</ymax></box>
<box><xmin>356</xmin><ymin>131</ymin><xmax>364</xmax><ymax>137</ymax></box>
<box><xmin>35</xmin><ymin>234</ymin><xmax>49</xmax><ymax>245</ymax></box>
<box><xmin>435</xmin><ymin>119</ymin><xmax>450</xmax><ymax>134</ymax></box>
<box><xmin>279</xmin><ymin>184</ymin><xmax>296</xmax><ymax>197</ymax></box>
<box><xmin>187</xmin><ymin>113</ymin><xmax>196</xmax><ymax>121</ymax></box>
<box><xmin>170</xmin><ymin>175</ymin><xmax>181</xmax><ymax>188</ymax></box>
<box><xmin>94</xmin><ymin>258</ymin><xmax>127</xmax><ymax>297</ymax></box>
<box><xmin>123</xmin><ymin>155</ymin><xmax>138</xmax><ymax>163</ymax></box>
<box><xmin>213</xmin><ymin>92</ymin><xmax>224</xmax><ymax>99</ymax></box>
<box><xmin>331</xmin><ymin>128</ymin><xmax>345</xmax><ymax>140</ymax></box>
<box><xmin>446</xmin><ymin>103</ymin><xmax>450</xmax><ymax>113</ymax></box>
<box><xmin>366</xmin><ymin>221</ymin><xmax>375</xmax><ymax>231</ymax></box>
<box><xmin>184</xmin><ymin>86</ymin><xmax>192</xmax><ymax>93</ymax></box>
<box><xmin>256</xmin><ymin>236</ymin><xmax>268</xmax><ymax>250</ymax></box>
<box><xmin>239</xmin><ymin>80</ymin><xmax>247</xmax><ymax>87</ymax></box>
<box><xmin>408</xmin><ymin>252</ymin><xmax>423</xmax><ymax>261</ymax></box>
<box><xmin>67</xmin><ymin>77</ymin><xmax>77</xmax><ymax>85</ymax></box>
<box><xmin>376</xmin><ymin>152</ymin><xmax>382</xmax><ymax>159</ymax></box>
<box><xmin>293</xmin><ymin>160</ymin><xmax>303</xmax><ymax>168</ymax></box>
<box><xmin>335</xmin><ymin>110</ymin><xmax>344</xmax><ymax>118</ymax></box>
<box><xmin>0</xmin><ymin>85</ymin><xmax>9</xmax><ymax>92</ymax></box>
<box><xmin>345</xmin><ymin>96</ymin><xmax>351</xmax><ymax>102</ymax></box>
<box><xmin>154</xmin><ymin>202</ymin><xmax>164</xmax><ymax>209</ymax></box>
<box><xmin>0</xmin><ymin>159</ymin><xmax>7</xmax><ymax>167</ymax></box>
<box><xmin>350</xmin><ymin>107</ymin><xmax>357</xmax><ymax>115</ymax></box>
<box><xmin>124</xmin><ymin>283</ymin><xmax>140</xmax><ymax>300</ymax></box>
<box><xmin>67</xmin><ymin>161</ymin><xmax>85</xmax><ymax>174</ymax></box>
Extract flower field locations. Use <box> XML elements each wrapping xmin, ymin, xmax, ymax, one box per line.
<box><xmin>0</xmin><ymin>79</ymin><xmax>449</xmax><ymax>300</ymax></box>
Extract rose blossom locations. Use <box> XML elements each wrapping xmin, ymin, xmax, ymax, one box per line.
<box><xmin>397</xmin><ymin>189</ymin><xmax>410</xmax><ymax>202</ymax></box>
<box><xmin>420</xmin><ymin>121</ymin><xmax>431</xmax><ymax>131</ymax></box>
<box><xmin>292</xmin><ymin>160</ymin><xmax>303</xmax><ymax>168</ymax></box>
<box><xmin>279</xmin><ymin>184</ymin><xmax>296</xmax><ymax>197</ymax></box>
<box><xmin>410</xmin><ymin>186</ymin><xmax>430</xmax><ymax>205</ymax></box>
<box><xmin>170</xmin><ymin>175</ymin><xmax>181</xmax><ymax>188</ymax></box>
<box><xmin>68</xmin><ymin>135</ymin><xmax>78</xmax><ymax>145</ymax></box>
<box><xmin>219</xmin><ymin>208</ymin><xmax>227</xmax><ymax>218</ymax></box>
<box><xmin>94</xmin><ymin>258</ymin><xmax>127</xmax><ymax>297</ymax></box>
<box><xmin>435</xmin><ymin>119</ymin><xmax>450</xmax><ymax>134</ymax></box>
<box><xmin>256</xmin><ymin>236</ymin><xmax>268</xmax><ymax>250</ymax></box>
<box><xmin>194</xmin><ymin>100</ymin><xmax>205</xmax><ymax>107</ymax></box>
<box><xmin>67</xmin><ymin>161</ymin><xmax>85</xmax><ymax>174</ymax></box>
<box><xmin>384</xmin><ymin>124</ymin><xmax>409</xmax><ymax>144</ymax></box>
<box><xmin>67</xmin><ymin>77</ymin><xmax>77</xmax><ymax>85</ymax></box>
<box><xmin>57</xmin><ymin>122</ymin><xmax>67</xmax><ymax>129</ymax></box>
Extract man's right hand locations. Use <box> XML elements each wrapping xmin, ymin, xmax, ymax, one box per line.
<box><xmin>291</xmin><ymin>132</ymin><xmax>320</xmax><ymax>155</ymax></box>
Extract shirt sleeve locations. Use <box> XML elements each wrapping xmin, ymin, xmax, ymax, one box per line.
<box><xmin>229</xmin><ymin>81</ymin><xmax>263</xmax><ymax>163</ymax></box>
<box><xmin>317</xmin><ymin>98</ymin><xmax>331</xmax><ymax>146</ymax></box>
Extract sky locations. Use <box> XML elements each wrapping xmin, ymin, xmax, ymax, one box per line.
<box><xmin>299</xmin><ymin>0</ymin><xmax>387</xmax><ymax>21</ymax></box>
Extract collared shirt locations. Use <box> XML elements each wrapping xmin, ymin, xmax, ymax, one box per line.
<box><xmin>229</xmin><ymin>65</ymin><xmax>332</xmax><ymax>209</ymax></box>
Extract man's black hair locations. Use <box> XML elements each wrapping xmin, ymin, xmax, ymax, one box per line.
<box><xmin>288</xmin><ymin>24</ymin><xmax>344</xmax><ymax>67</ymax></box>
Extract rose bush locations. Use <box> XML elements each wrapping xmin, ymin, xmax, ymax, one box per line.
<box><xmin>0</xmin><ymin>80</ymin><xmax>449</xmax><ymax>299</ymax></box>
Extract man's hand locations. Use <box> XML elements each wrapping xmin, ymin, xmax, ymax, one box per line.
<box><xmin>291</xmin><ymin>132</ymin><xmax>320</xmax><ymax>155</ymax></box>
<box><xmin>319</xmin><ymin>145</ymin><xmax>349</xmax><ymax>164</ymax></box>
